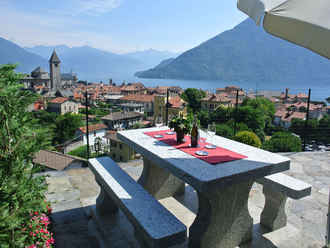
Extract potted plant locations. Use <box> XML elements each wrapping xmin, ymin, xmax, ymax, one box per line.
<box><xmin>169</xmin><ymin>113</ymin><xmax>192</xmax><ymax>144</ymax></box>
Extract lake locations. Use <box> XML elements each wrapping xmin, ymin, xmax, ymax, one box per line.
<box><xmin>109</xmin><ymin>76</ymin><xmax>330</xmax><ymax>102</ymax></box>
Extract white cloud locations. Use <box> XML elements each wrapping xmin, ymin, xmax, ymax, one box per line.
<box><xmin>72</xmin><ymin>0</ymin><xmax>122</xmax><ymax>16</ymax></box>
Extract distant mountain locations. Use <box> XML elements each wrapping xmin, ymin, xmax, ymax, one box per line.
<box><xmin>23</xmin><ymin>46</ymin><xmax>177</xmax><ymax>81</ymax></box>
<box><xmin>135</xmin><ymin>58</ymin><xmax>175</xmax><ymax>77</ymax></box>
<box><xmin>125</xmin><ymin>49</ymin><xmax>178</xmax><ymax>69</ymax></box>
<box><xmin>24</xmin><ymin>45</ymin><xmax>71</xmax><ymax>60</ymax></box>
<box><xmin>136</xmin><ymin>19</ymin><xmax>330</xmax><ymax>85</ymax></box>
<box><xmin>0</xmin><ymin>37</ymin><xmax>48</xmax><ymax>73</ymax></box>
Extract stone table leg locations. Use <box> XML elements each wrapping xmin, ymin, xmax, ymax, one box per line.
<box><xmin>260</xmin><ymin>186</ymin><xmax>288</xmax><ymax>231</ymax></box>
<box><xmin>138</xmin><ymin>157</ymin><xmax>185</xmax><ymax>200</ymax></box>
<box><xmin>95</xmin><ymin>179</ymin><xmax>118</xmax><ymax>216</ymax></box>
<box><xmin>189</xmin><ymin>180</ymin><xmax>254</xmax><ymax>248</ymax></box>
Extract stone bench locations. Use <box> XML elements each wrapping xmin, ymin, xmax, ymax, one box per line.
<box><xmin>88</xmin><ymin>156</ymin><xmax>187</xmax><ymax>248</ymax></box>
<box><xmin>256</xmin><ymin>172</ymin><xmax>312</xmax><ymax>231</ymax></box>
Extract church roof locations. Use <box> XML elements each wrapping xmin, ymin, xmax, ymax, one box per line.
<box><xmin>56</xmin><ymin>89</ymin><xmax>74</xmax><ymax>98</ymax></box>
<box><xmin>32</xmin><ymin>66</ymin><xmax>46</xmax><ymax>74</ymax></box>
<box><xmin>49</xmin><ymin>50</ymin><xmax>61</xmax><ymax>63</ymax></box>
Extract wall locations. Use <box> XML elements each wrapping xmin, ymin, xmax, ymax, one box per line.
<box><xmin>83</xmin><ymin>129</ymin><xmax>106</xmax><ymax>146</ymax></box>
<box><xmin>109</xmin><ymin>138</ymin><xmax>135</xmax><ymax>162</ymax></box>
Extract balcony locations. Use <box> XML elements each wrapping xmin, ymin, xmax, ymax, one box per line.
<box><xmin>43</xmin><ymin>152</ymin><xmax>329</xmax><ymax>247</ymax></box>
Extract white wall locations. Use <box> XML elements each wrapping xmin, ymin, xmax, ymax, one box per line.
<box><xmin>83</xmin><ymin>129</ymin><xmax>106</xmax><ymax>146</ymax></box>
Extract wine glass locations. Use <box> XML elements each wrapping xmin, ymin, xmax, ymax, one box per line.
<box><xmin>207</xmin><ymin>122</ymin><xmax>216</xmax><ymax>140</ymax></box>
<box><xmin>155</xmin><ymin>116</ymin><xmax>163</xmax><ymax>128</ymax></box>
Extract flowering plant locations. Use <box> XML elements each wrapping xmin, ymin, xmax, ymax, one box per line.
<box><xmin>23</xmin><ymin>202</ymin><xmax>54</xmax><ymax>248</ymax></box>
<box><xmin>169</xmin><ymin>113</ymin><xmax>192</xmax><ymax>135</ymax></box>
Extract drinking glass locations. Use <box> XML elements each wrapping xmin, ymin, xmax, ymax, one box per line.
<box><xmin>155</xmin><ymin>116</ymin><xmax>163</xmax><ymax>128</ymax></box>
<box><xmin>207</xmin><ymin>123</ymin><xmax>216</xmax><ymax>140</ymax></box>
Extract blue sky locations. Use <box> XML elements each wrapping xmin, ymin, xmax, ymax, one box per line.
<box><xmin>0</xmin><ymin>0</ymin><xmax>247</xmax><ymax>53</ymax></box>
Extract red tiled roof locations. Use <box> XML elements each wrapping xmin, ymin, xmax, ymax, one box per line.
<box><xmin>202</xmin><ymin>94</ymin><xmax>230</xmax><ymax>103</ymax></box>
<box><xmin>121</xmin><ymin>83</ymin><xmax>146</xmax><ymax>91</ymax></box>
<box><xmin>49</xmin><ymin>97</ymin><xmax>68</xmax><ymax>104</ymax></box>
<box><xmin>79</xmin><ymin>123</ymin><xmax>107</xmax><ymax>134</ymax></box>
<box><xmin>120</xmin><ymin>94</ymin><xmax>155</xmax><ymax>103</ymax></box>
<box><xmin>282</xmin><ymin>112</ymin><xmax>306</xmax><ymax>122</ymax></box>
<box><xmin>33</xmin><ymin>150</ymin><xmax>83</xmax><ymax>171</ymax></box>
<box><xmin>169</xmin><ymin>96</ymin><xmax>185</xmax><ymax>108</ymax></box>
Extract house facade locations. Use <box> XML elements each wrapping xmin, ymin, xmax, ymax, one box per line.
<box><xmin>119</xmin><ymin>94</ymin><xmax>155</xmax><ymax>116</ymax></box>
<box><xmin>47</xmin><ymin>97</ymin><xmax>79</xmax><ymax>115</ymax></box>
<box><xmin>76</xmin><ymin>123</ymin><xmax>108</xmax><ymax>147</ymax></box>
<box><xmin>201</xmin><ymin>94</ymin><xmax>232</xmax><ymax>111</ymax></box>
<box><xmin>153</xmin><ymin>95</ymin><xmax>187</xmax><ymax>123</ymax></box>
<box><xmin>104</xmin><ymin>131</ymin><xmax>136</xmax><ymax>162</ymax></box>
<box><xmin>101</xmin><ymin>112</ymin><xmax>144</xmax><ymax>130</ymax></box>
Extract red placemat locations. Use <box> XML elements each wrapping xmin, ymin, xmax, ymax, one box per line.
<box><xmin>144</xmin><ymin>129</ymin><xmax>247</xmax><ymax>165</ymax></box>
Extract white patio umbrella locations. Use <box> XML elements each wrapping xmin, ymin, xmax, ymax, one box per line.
<box><xmin>237</xmin><ymin>0</ymin><xmax>330</xmax><ymax>59</ymax></box>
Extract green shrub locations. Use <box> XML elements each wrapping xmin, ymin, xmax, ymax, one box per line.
<box><xmin>0</xmin><ymin>65</ymin><xmax>52</xmax><ymax>247</ymax></box>
<box><xmin>263</xmin><ymin>132</ymin><xmax>302</xmax><ymax>152</ymax></box>
<box><xmin>234</xmin><ymin>131</ymin><xmax>262</xmax><ymax>148</ymax></box>
<box><xmin>216</xmin><ymin>124</ymin><xmax>234</xmax><ymax>139</ymax></box>
<box><xmin>68</xmin><ymin>145</ymin><xmax>89</xmax><ymax>158</ymax></box>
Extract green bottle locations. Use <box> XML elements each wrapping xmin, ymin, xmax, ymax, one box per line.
<box><xmin>191</xmin><ymin>119</ymin><xmax>199</xmax><ymax>147</ymax></box>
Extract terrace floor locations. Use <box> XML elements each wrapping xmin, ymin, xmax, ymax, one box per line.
<box><xmin>43</xmin><ymin>152</ymin><xmax>330</xmax><ymax>248</ymax></box>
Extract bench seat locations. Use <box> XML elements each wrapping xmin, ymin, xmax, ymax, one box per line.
<box><xmin>89</xmin><ymin>157</ymin><xmax>187</xmax><ymax>248</ymax></box>
<box><xmin>257</xmin><ymin>172</ymin><xmax>312</xmax><ymax>231</ymax></box>
<box><xmin>257</xmin><ymin>172</ymin><xmax>312</xmax><ymax>199</ymax></box>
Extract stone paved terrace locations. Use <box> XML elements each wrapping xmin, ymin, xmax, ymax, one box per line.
<box><xmin>42</xmin><ymin>152</ymin><xmax>330</xmax><ymax>248</ymax></box>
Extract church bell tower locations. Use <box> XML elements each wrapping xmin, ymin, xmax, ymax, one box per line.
<box><xmin>49</xmin><ymin>50</ymin><xmax>61</xmax><ymax>91</ymax></box>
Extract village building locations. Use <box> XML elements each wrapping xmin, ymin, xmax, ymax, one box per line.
<box><xmin>104</xmin><ymin>131</ymin><xmax>136</xmax><ymax>162</ymax></box>
<box><xmin>119</xmin><ymin>94</ymin><xmax>155</xmax><ymax>116</ymax></box>
<box><xmin>120</xmin><ymin>83</ymin><xmax>147</xmax><ymax>95</ymax></box>
<box><xmin>47</xmin><ymin>97</ymin><xmax>79</xmax><ymax>115</ymax></box>
<box><xmin>153</xmin><ymin>95</ymin><xmax>187</xmax><ymax>123</ymax></box>
<box><xmin>101</xmin><ymin>112</ymin><xmax>144</xmax><ymax>130</ymax></box>
<box><xmin>75</xmin><ymin>123</ymin><xmax>108</xmax><ymax>148</ymax></box>
<box><xmin>21</xmin><ymin>50</ymin><xmax>76</xmax><ymax>98</ymax></box>
<box><xmin>201</xmin><ymin>94</ymin><xmax>232</xmax><ymax>111</ymax></box>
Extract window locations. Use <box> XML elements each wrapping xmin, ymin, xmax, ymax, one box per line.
<box><xmin>120</xmin><ymin>156</ymin><xmax>123</xmax><ymax>161</ymax></box>
<box><xmin>94</xmin><ymin>131</ymin><xmax>96</xmax><ymax>137</ymax></box>
<box><xmin>119</xmin><ymin>144</ymin><xmax>122</xmax><ymax>150</ymax></box>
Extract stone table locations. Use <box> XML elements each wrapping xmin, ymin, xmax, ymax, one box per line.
<box><xmin>118</xmin><ymin>127</ymin><xmax>290</xmax><ymax>248</ymax></box>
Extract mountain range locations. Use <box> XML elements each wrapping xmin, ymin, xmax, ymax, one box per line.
<box><xmin>136</xmin><ymin>19</ymin><xmax>330</xmax><ymax>85</ymax></box>
<box><xmin>0</xmin><ymin>37</ymin><xmax>48</xmax><ymax>73</ymax></box>
<box><xmin>0</xmin><ymin>38</ymin><xmax>177</xmax><ymax>82</ymax></box>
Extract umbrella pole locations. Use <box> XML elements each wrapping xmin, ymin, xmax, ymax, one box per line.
<box><xmin>303</xmin><ymin>89</ymin><xmax>311</xmax><ymax>151</ymax></box>
<box><xmin>326</xmin><ymin>187</ymin><xmax>330</xmax><ymax>247</ymax></box>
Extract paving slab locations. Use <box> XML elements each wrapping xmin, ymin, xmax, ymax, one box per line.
<box><xmin>44</xmin><ymin>152</ymin><xmax>330</xmax><ymax>248</ymax></box>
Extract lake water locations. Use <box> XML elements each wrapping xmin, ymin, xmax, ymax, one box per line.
<box><xmin>110</xmin><ymin>76</ymin><xmax>330</xmax><ymax>102</ymax></box>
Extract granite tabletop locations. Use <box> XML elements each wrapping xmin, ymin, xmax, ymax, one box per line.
<box><xmin>118</xmin><ymin>127</ymin><xmax>290</xmax><ymax>192</ymax></box>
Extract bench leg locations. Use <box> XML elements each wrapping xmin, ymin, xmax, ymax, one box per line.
<box><xmin>96</xmin><ymin>181</ymin><xmax>118</xmax><ymax>216</ymax></box>
<box><xmin>189</xmin><ymin>180</ymin><xmax>253</xmax><ymax>248</ymax></box>
<box><xmin>260</xmin><ymin>186</ymin><xmax>288</xmax><ymax>231</ymax></box>
<box><xmin>138</xmin><ymin>157</ymin><xmax>185</xmax><ymax>200</ymax></box>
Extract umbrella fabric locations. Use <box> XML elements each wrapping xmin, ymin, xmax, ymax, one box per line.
<box><xmin>238</xmin><ymin>0</ymin><xmax>330</xmax><ymax>59</ymax></box>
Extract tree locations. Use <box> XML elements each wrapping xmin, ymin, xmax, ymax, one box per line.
<box><xmin>234</xmin><ymin>131</ymin><xmax>262</xmax><ymax>148</ymax></box>
<box><xmin>326</xmin><ymin>97</ymin><xmax>330</xmax><ymax>104</ymax></box>
<box><xmin>0</xmin><ymin>65</ymin><xmax>50</xmax><ymax>246</ymax></box>
<box><xmin>180</xmin><ymin>88</ymin><xmax>206</xmax><ymax>113</ymax></box>
<box><xmin>210</xmin><ymin>105</ymin><xmax>232</xmax><ymax>124</ymax></box>
<box><xmin>235</xmin><ymin>106</ymin><xmax>265</xmax><ymax>132</ymax></box>
<box><xmin>241</xmin><ymin>97</ymin><xmax>275</xmax><ymax>130</ymax></box>
<box><xmin>53</xmin><ymin>113</ymin><xmax>83</xmax><ymax>144</ymax></box>
<box><xmin>263</xmin><ymin>132</ymin><xmax>302</xmax><ymax>152</ymax></box>
<box><xmin>317</xmin><ymin>115</ymin><xmax>330</xmax><ymax>144</ymax></box>
<box><xmin>216</xmin><ymin>124</ymin><xmax>234</xmax><ymax>139</ymax></box>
